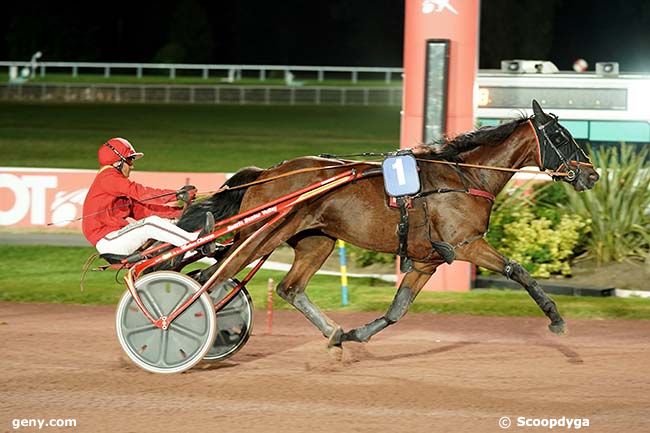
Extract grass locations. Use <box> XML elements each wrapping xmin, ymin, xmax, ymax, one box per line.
<box><xmin>1</xmin><ymin>73</ymin><xmax>402</xmax><ymax>87</ymax></box>
<box><xmin>1</xmin><ymin>245</ymin><xmax>649</xmax><ymax>320</ymax></box>
<box><xmin>0</xmin><ymin>102</ymin><xmax>399</xmax><ymax>172</ymax></box>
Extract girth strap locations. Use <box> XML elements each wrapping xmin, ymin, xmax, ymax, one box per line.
<box><xmin>396</xmin><ymin>197</ymin><xmax>413</xmax><ymax>273</ymax></box>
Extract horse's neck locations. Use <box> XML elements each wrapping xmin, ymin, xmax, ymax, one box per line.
<box><xmin>462</xmin><ymin>125</ymin><xmax>538</xmax><ymax>195</ymax></box>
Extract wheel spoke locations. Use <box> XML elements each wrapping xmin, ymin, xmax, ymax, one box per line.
<box><xmin>140</xmin><ymin>288</ymin><xmax>164</xmax><ymax>317</ymax></box>
<box><xmin>216</xmin><ymin>306</ymin><xmax>248</xmax><ymax>318</ymax></box>
<box><xmin>158</xmin><ymin>329</ymin><xmax>169</xmax><ymax>365</ymax></box>
<box><xmin>170</xmin><ymin>321</ymin><xmax>204</xmax><ymax>343</ymax></box>
<box><xmin>169</xmin><ymin>287</ymin><xmax>192</xmax><ymax>314</ymax></box>
<box><xmin>124</xmin><ymin>323</ymin><xmax>157</xmax><ymax>336</ymax></box>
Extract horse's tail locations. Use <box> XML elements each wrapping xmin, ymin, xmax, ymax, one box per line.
<box><xmin>177</xmin><ymin>166</ymin><xmax>264</xmax><ymax>231</ymax></box>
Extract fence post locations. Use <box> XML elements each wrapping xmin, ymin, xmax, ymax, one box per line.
<box><xmin>266</xmin><ymin>278</ymin><xmax>274</xmax><ymax>334</ymax></box>
<box><xmin>140</xmin><ymin>86</ymin><xmax>145</xmax><ymax>103</ymax></box>
<box><xmin>40</xmin><ymin>65</ymin><xmax>46</xmax><ymax>78</ymax></box>
<box><xmin>239</xmin><ymin>87</ymin><xmax>245</xmax><ymax>104</ymax></box>
<box><xmin>170</xmin><ymin>68</ymin><xmax>175</xmax><ymax>79</ymax></box>
<box><xmin>315</xmin><ymin>87</ymin><xmax>321</xmax><ymax>105</ymax></box>
<box><xmin>318</xmin><ymin>69</ymin><xmax>324</xmax><ymax>82</ymax></box>
<box><xmin>137</xmin><ymin>67</ymin><xmax>142</xmax><ymax>79</ymax></box>
<box><xmin>385</xmin><ymin>71</ymin><xmax>391</xmax><ymax>84</ymax></box>
<box><xmin>165</xmin><ymin>86</ymin><xmax>170</xmax><ymax>103</ymax></box>
<box><xmin>72</xmin><ymin>66</ymin><xmax>77</xmax><ymax>78</ymax></box>
<box><xmin>351</xmin><ymin>70</ymin><xmax>358</xmax><ymax>84</ymax></box>
<box><xmin>338</xmin><ymin>240</ymin><xmax>349</xmax><ymax>306</ymax></box>
<box><xmin>363</xmin><ymin>88</ymin><xmax>369</xmax><ymax>106</ymax></box>
<box><xmin>190</xmin><ymin>86</ymin><xmax>195</xmax><ymax>103</ymax></box>
<box><xmin>260</xmin><ymin>69</ymin><xmax>266</xmax><ymax>81</ymax></box>
<box><xmin>116</xmin><ymin>85</ymin><xmax>120</xmax><ymax>103</ymax></box>
<box><xmin>104</xmin><ymin>67</ymin><xmax>110</xmax><ymax>78</ymax></box>
<box><xmin>202</xmin><ymin>68</ymin><xmax>208</xmax><ymax>80</ymax></box>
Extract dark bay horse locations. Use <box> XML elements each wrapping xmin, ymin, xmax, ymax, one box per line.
<box><xmin>178</xmin><ymin>100</ymin><xmax>599</xmax><ymax>346</ymax></box>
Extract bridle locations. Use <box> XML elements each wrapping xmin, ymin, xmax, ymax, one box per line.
<box><xmin>532</xmin><ymin>114</ymin><xmax>593</xmax><ymax>182</ymax></box>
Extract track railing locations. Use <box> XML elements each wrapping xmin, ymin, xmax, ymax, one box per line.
<box><xmin>0</xmin><ymin>83</ymin><xmax>402</xmax><ymax>106</ymax></box>
<box><xmin>0</xmin><ymin>61</ymin><xmax>403</xmax><ymax>84</ymax></box>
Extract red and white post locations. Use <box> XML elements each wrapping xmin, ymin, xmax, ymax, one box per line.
<box><xmin>400</xmin><ymin>0</ymin><xmax>481</xmax><ymax>291</ymax></box>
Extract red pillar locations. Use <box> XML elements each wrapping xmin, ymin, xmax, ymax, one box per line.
<box><xmin>400</xmin><ymin>0</ymin><xmax>481</xmax><ymax>291</ymax></box>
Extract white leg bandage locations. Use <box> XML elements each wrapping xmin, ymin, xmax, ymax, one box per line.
<box><xmin>96</xmin><ymin>215</ymin><xmax>198</xmax><ymax>255</ymax></box>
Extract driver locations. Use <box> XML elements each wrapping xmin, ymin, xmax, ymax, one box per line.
<box><xmin>82</xmin><ymin>138</ymin><xmax>214</xmax><ymax>256</ymax></box>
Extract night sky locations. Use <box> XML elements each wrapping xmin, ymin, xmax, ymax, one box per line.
<box><xmin>2</xmin><ymin>0</ymin><xmax>649</xmax><ymax>72</ymax></box>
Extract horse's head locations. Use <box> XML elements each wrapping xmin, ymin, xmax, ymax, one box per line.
<box><xmin>531</xmin><ymin>100</ymin><xmax>599</xmax><ymax>191</ymax></box>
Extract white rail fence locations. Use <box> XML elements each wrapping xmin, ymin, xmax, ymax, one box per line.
<box><xmin>0</xmin><ymin>61</ymin><xmax>403</xmax><ymax>84</ymax></box>
<box><xmin>0</xmin><ymin>83</ymin><xmax>402</xmax><ymax>106</ymax></box>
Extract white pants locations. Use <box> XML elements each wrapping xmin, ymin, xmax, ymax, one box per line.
<box><xmin>95</xmin><ymin>215</ymin><xmax>198</xmax><ymax>255</ymax></box>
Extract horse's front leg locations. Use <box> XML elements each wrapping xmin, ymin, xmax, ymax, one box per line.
<box><xmin>457</xmin><ymin>239</ymin><xmax>566</xmax><ymax>335</ymax></box>
<box><xmin>335</xmin><ymin>261</ymin><xmax>439</xmax><ymax>346</ymax></box>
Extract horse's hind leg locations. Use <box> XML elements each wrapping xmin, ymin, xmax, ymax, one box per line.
<box><xmin>457</xmin><ymin>238</ymin><xmax>566</xmax><ymax>334</ymax></box>
<box><xmin>336</xmin><ymin>261</ymin><xmax>438</xmax><ymax>345</ymax></box>
<box><xmin>277</xmin><ymin>233</ymin><xmax>343</xmax><ymax>342</ymax></box>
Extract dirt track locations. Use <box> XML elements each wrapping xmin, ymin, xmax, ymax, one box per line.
<box><xmin>1</xmin><ymin>302</ymin><xmax>649</xmax><ymax>433</ymax></box>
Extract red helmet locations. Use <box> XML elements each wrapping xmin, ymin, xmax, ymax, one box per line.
<box><xmin>97</xmin><ymin>138</ymin><xmax>144</xmax><ymax>166</ymax></box>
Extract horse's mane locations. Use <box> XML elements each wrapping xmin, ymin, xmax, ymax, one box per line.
<box><xmin>417</xmin><ymin>117</ymin><xmax>530</xmax><ymax>162</ymax></box>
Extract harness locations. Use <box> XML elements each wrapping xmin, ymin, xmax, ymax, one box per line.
<box><xmin>383</xmin><ymin>154</ymin><xmax>495</xmax><ymax>272</ymax></box>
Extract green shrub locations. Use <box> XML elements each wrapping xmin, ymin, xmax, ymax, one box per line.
<box><xmin>487</xmin><ymin>182</ymin><xmax>589</xmax><ymax>278</ymax></box>
<box><xmin>531</xmin><ymin>181</ymin><xmax>569</xmax><ymax>225</ymax></box>
<box><xmin>496</xmin><ymin>207</ymin><xmax>588</xmax><ymax>277</ymax></box>
<box><xmin>560</xmin><ymin>144</ymin><xmax>650</xmax><ymax>264</ymax></box>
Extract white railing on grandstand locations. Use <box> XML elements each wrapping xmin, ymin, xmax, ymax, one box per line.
<box><xmin>0</xmin><ymin>83</ymin><xmax>402</xmax><ymax>106</ymax></box>
<box><xmin>0</xmin><ymin>61</ymin><xmax>403</xmax><ymax>84</ymax></box>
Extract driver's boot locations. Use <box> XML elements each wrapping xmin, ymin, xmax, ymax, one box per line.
<box><xmin>198</xmin><ymin>212</ymin><xmax>217</xmax><ymax>256</ymax></box>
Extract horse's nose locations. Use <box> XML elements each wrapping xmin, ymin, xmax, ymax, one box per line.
<box><xmin>589</xmin><ymin>172</ymin><xmax>600</xmax><ymax>183</ymax></box>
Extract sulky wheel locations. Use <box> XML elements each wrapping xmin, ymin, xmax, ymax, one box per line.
<box><xmin>115</xmin><ymin>271</ymin><xmax>216</xmax><ymax>374</ymax></box>
<box><xmin>203</xmin><ymin>279</ymin><xmax>254</xmax><ymax>362</ymax></box>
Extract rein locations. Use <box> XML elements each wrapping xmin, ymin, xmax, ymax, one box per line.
<box><xmin>414</xmin><ymin>158</ymin><xmax>571</xmax><ymax>177</ymax></box>
<box><xmin>196</xmin><ymin>161</ymin><xmax>379</xmax><ymax>196</ymax></box>
<box><xmin>195</xmin><ymin>155</ymin><xmax>570</xmax><ymax>199</ymax></box>
<box><xmin>47</xmin><ymin>190</ymin><xmax>179</xmax><ymax>226</ymax></box>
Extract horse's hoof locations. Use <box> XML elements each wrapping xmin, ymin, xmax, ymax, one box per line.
<box><xmin>549</xmin><ymin>320</ymin><xmax>568</xmax><ymax>336</ymax></box>
<box><xmin>327</xmin><ymin>327</ymin><xmax>343</xmax><ymax>348</ymax></box>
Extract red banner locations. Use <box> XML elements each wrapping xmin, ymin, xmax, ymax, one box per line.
<box><xmin>0</xmin><ymin>168</ymin><xmax>226</xmax><ymax>230</ymax></box>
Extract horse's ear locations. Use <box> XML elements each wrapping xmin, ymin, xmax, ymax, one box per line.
<box><xmin>532</xmin><ymin>99</ymin><xmax>548</xmax><ymax>121</ymax></box>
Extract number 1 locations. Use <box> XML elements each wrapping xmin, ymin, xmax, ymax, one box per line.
<box><xmin>392</xmin><ymin>158</ymin><xmax>406</xmax><ymax>185</ymax></box>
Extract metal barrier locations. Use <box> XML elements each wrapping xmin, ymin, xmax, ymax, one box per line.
<box><xmin>0</xmin><ymin>61</ymin><xmax>403</xmax><ymax>84</ymax></box>
<box><xmin>0</xmin><ymin>83</ymin><xmax>402</xmax><ymax>106</ymax></box>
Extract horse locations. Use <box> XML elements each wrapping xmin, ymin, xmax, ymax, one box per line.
<box><xmin>177</xmin><ymin>100</ymin><xmax>599</xmax><ymax>347</ymax></box>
